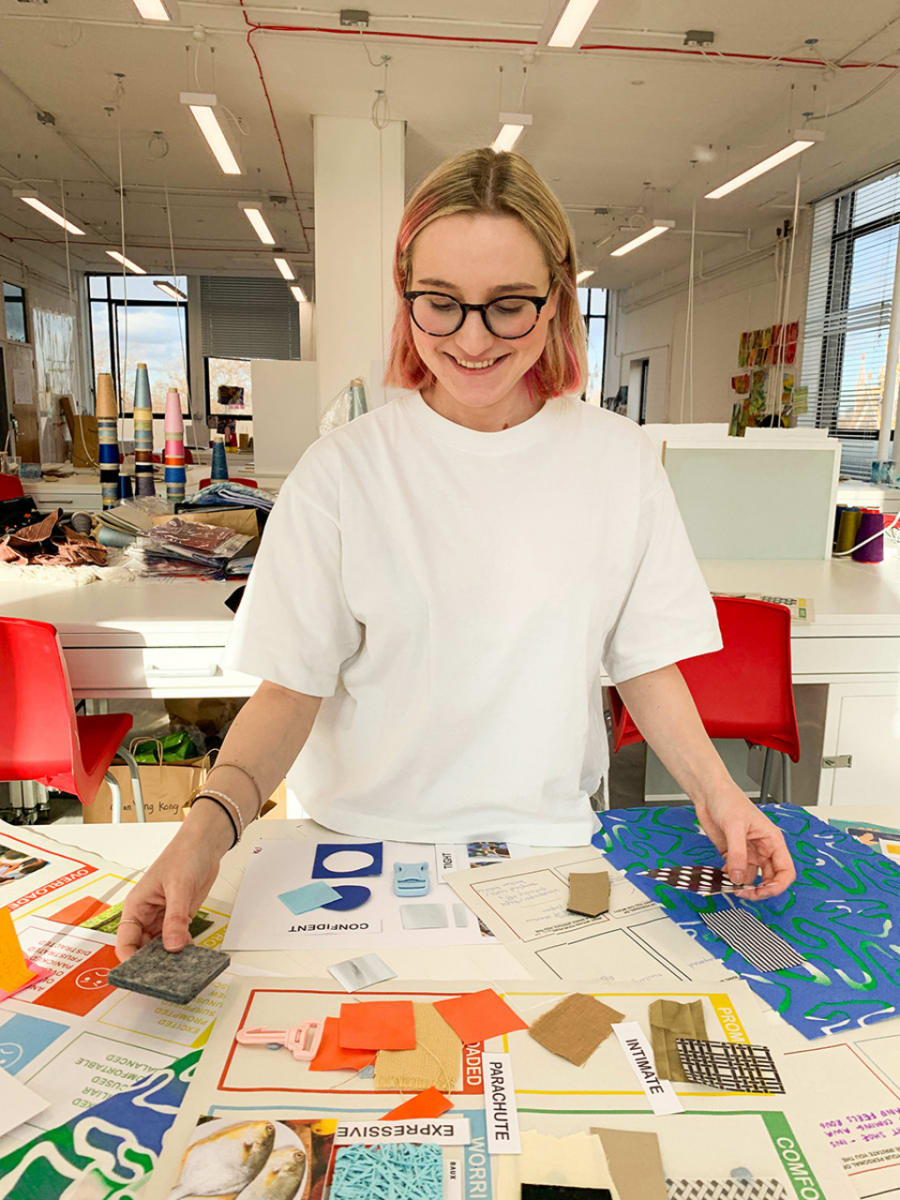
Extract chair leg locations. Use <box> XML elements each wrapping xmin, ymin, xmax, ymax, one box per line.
<box><xmin>117</xmin><ymin>746</ymin><xmax>146</xmax><ymax>823</ymax></box>
<box><xmin>105</xmin><ymin>771</ymin><xmax>122</xmax><ymax>824</ymax></box>
<box><xmin>759</xmin><ymin>747</ymin><xmax>774</xmax><ymax>804</ymax></box>
<box><xmin>781</xmin><ymin>752</ymin><xmax>792</xmax><ymax>805</ymax></box>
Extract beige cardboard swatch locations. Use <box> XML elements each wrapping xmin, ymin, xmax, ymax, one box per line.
<box><xmin>594</xmin><ymin>1127</ymin><xmax>667</xmax><ymax>1200</ymax></box>
<box><xmin>567</xmin><ymin>870</ymin><xmax>610</xmax><ymax>917</ymax></box>
<box><xmin>375</xmin><ymin>1001</ymin><xmax>461</xmax><ymax>1092</ymax></box>
<box><xmin>649</xmin><ymin>998</ymin><xmax>708</xmax><ymax>1082</ymax></box>
<box><xmin>528</xmin><ymin>992</ymin><xmax>624</xmax><ymax>1066</ymax></box>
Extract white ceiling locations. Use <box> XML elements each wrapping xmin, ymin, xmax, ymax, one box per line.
<box><xmin>1</xmin><ymin>0</ymin><xmax>899</xmax><ymax>289</ymax></box>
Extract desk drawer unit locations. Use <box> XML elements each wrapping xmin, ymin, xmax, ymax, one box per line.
<box><xmin>64</xmin><ymin>646</ymin><xmax>258</xmax><ymax>698</ymax></box>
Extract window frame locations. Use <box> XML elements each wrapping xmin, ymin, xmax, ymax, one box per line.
<box><xmin>2</xmin><ymin>282</ymin><xmax>29</xmax><ymax>345</ymax></box>
<box><xmin>580</xmin><ymin>286</ymin><xmax>608</xmax><ymax>404</ymax></box>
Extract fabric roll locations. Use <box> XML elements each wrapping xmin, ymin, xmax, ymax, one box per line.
<box><xmin>95</xmin><ymin>372</ymin><xmax>120</xmax><ymax>510</ymax></box>
<box><xmin>133</xmin><ymin>362</ymin><xmax>155</xmax><ymax>497</ymax></box>
<box><xmin>164</xmin><ymin>388</ymin><xmax>186</xmax><ymax>504</ymax></box>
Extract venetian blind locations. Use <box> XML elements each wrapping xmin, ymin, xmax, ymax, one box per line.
<box><xmin>799</xmin><ymin>166</ymin><xmax>900</xmax><ymax>479</ymax></box>
<box><xmin>200</xmin><ymin>276</ymin><xmax>300</xmax><ymax>360</ymax></box>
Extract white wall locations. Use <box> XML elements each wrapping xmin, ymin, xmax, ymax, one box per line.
<box><xmin>608</xmin><ymin>217</ymin><xmax>812</xmax><ymax>424</ymax></box>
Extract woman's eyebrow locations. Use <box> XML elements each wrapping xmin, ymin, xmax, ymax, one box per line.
<box><xmin>414</xmin><ymin>277</ymin><xmax>541</xmax><ymax>294</ymax></box>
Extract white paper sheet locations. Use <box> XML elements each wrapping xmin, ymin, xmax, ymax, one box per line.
<box><xmin>0</xmin><ymin>1066</ymin><xmax>47</xmax><ymax>1139</ymax></box>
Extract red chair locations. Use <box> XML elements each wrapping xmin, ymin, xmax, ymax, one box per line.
<box><xmin>0</xmin><ymin>475</ymin><xmax>25</xmax><ymax>500</ymax></box>
<box><xmin>198</xmin><ymin>477</ymin><xmax>257</xmax><ymax>489</ymax></box>
<box><xmin>0</xmin><ymin>617</ymin><xmax>145</xmax><ymax>822</ymax></box>
<box><xmin>608</xmin><ymin>596</ymin><xmax>800</xmax><ymax>804</ymax></box>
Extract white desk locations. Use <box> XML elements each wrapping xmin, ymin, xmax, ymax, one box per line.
<box><xmin>1</xmin><ymin>557</ymin><xmax>899</xmax><ymax>804</ymax></box>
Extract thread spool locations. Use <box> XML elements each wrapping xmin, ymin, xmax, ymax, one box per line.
<box><xmin>853</xmin><ymin>508</ymin><xmax>884</xmax><ymax>563</ymax></box>
<box><xmin>835</xmin><ymin>507</ymin><xmax>861</xmax><ymax>554</ymax></box>
<box><xmin>210</xmin><ymin>435</ymin><xmax>229</xmax><ymax>483</ymax></box>
<box><xmin>117</xmin><ymin>472</ymin><xmax>133</xmax><ymax>501</ymax></box>
<box><xmin>833</xmin><ymin>504</ymin><xmax>847</xmax><ymax>550</ymax></box>
<box><xmin>133</xmin><ymin>363</ymin><xmax>155</xmax><ymax>497</ymax></box>
<box><xmin>96</xmin><ymin>372</ymin><xmax>120</xmax><ymax>511</ymax></box>
<box><xmin>164</xmin><ymin>388</ymin><xmax>186</xmax><ymax>505</ymax></box>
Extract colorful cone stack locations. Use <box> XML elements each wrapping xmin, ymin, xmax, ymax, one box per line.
<box><xmin>164</xmin><ymin>388</ymin><xmax>186</xmax><ymax>505</ymax></box>
<box><xmin>96</xmin><ymin>373</ymin><xmax>120</xmax><ymax>510</ymax></box>
<box><xmin>210</xmin><ymin>434</ymin><xmax>229</xmax><ymax>483</ymax></box>
<box><xmin>133</xmin><ymin>362</ymin><xmax>155</xmax><ymax>497</ymax></box>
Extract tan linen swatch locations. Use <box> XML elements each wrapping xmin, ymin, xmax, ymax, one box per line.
<box><xmin>649</xmin><ymin>998</ymin><xmax>709</xmax><ymax>1082</ymax></box>
<box><xmin>566</xmin><ymin>870</ymin><xmax>610</xmax><ymax>917</ymax></box>
<box><xmin>374</xmin><ymin>1001</ymin><xmax>461</xmax><ymax>1092</ymax></box>
<box><xmin>528</xmin><ymin>993</ymin><xmax>624</xmax><ymax>1067</ymax></box>
<box><xmin>593</xmin><ymin>1128</ymin><xmax>668</xmax><ymax>1200</ymax></box>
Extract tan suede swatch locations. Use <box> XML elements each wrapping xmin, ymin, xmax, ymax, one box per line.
<box><xmin>566</xmin><ymin>870</ymin><xmax>610</xmax><ymax>917</ymax></box>
<box><xmin>374</xmin><ymin>1001</ymin><xmax>461</xmax><ymax>1092</ymax></box>
<box><xmin>528</xmin><ymin>993</ymin><xmax>624</xmax><ymax>1067</ymax></box>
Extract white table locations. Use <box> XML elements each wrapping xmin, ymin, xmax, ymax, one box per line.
<box><xmin>1</xmin><ymin>557</ymin><xmax>899</xmax><ymax>805</ymax></box>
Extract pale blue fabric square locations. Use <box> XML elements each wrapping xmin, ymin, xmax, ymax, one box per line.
<box><xmin>278</xmin><ymin>881</ymin><xmax>342</xmax><ymax>915</ymax></box>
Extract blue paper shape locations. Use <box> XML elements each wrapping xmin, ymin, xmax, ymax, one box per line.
<box><xmin>321</xmin><ymin>885</ymin><xmax>372</xmax><ymax>911</ymax></box>
<box><xmin>278</xmin><ymin>881</ymin><xmax>342</xmax><ymax>915</ymax></box>
<box><xmin>312</xmin><ymin>842</ymin><xmax>383</xmax><ymax>879</ymax></box>
<box><xmin>594</xmin><ymin>803</ymin><xmax>900</xmax><ymax>1040</ymax></box>
<box><xmin>393</xmin><ymin>861</ymin><xmax>431</xmax><ymax>897</ymax></box>
<box><xmin>0</xmin><ymin>1013</ymin><xmax>67</xmax><ymax>1075</ymax></box>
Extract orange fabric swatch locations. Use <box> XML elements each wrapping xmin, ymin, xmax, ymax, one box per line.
<box><xmin>339</xmin><ymin>1000</ymin><xmax>417</xmax><ymax>1050</ymax></box>
<box><xmin>49</xmin><ymin>897</ymin><xmax>110</xmax><ymax>926</ymax></box>
<box><xmin>309</xmin><ymin>1017</ymin><xmax>377</xmax><ymax>1071</ymax></box>
<box><xmin>433</xmin><ymin>989</ymin><xmax>528</xmax><ymax>1045</ymax></box>
<box><xmin>381</xmin><ymin>1088</ymin><xmax>453</xmax><ymax>1120</ymax></box>
<box><xmin>0</xmin><ymin>906</ymin><xmax>38</xmax><ymax>996</ymax></box>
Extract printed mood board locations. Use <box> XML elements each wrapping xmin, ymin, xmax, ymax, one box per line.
<box><xmin>594</xmin><ymin>805</ymin><xmax>900</xmax><ymax>1040</ymax></box>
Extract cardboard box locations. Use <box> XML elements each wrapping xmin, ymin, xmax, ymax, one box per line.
<box><xmin>87</xmin><ymin>760</ymin><xmax>286</xmax><ymax>824</ymax></box>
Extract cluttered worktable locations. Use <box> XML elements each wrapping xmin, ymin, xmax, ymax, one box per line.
<box><xmin>2</xmin><ymin>806</ymin><xmax>900</xmax><ymax>1198</ymax></box>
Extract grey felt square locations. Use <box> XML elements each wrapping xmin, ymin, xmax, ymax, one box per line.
<box><xmin>107</xmin><ymin>937</ymin><xmax>230</xmax><ymax>1005</ymax></box>
<box><xmin>399</xmin><ymin>903</ymin><xmax>449</xmax><ymax>930</ymax></box>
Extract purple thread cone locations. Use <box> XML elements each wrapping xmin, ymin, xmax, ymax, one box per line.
<box><xmin>852</xmin><ymin>510</ymin><xmax>884</xmax><ymax>563</ymax></box>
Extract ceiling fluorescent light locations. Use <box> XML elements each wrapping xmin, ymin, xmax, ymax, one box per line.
<box><xmin>274</xmin><ymin>257</ymin><xmax>295</xmax><ymax>280</ymax></box>
<box><xmin>548</xmin><ymin>0</ymin><xmax>600</xmax><ymax>47</ymax></box>
<box><xmin>106</xmin><ymin>250</ymin><xmax>146</xmax><ymax>275</ymax></box>
<box><xmin>492</xmin><ymin>112</ymin><xmax>532</xmax><ymax>153</ymax></box>
<box><xmin>705</xmin><ymin>130</ymin><xmax>824</xmax><ymax>200</ymax></box>
<box><xmin>576</xmin><ymin>269</ymin><xmax>595</xmax><ymax>283</ymax></box>
<box><xmin>240</xmin><ymin>203</ymin><xmax>275</xmax><ymax>245</ymax></box>
<box><xmin>15</xmin><ymin>193</ymin><xmax>85</xmax><ymax>236</ymax></box>
<box><xmin>132</xmin><ymin>0</ymin><xmax>170</xmax><ymax>18</ymax></box>
<box><xmin>154</xmin><ymin>280</ymin><xmax>186</xmax><ymax>300</ymax></box>
<box><xmin>180</xmin><ymin>92</ymin><xmax>241</xmax><ymax>176</ymax></box>
<box><xmin>610</xmin><ymin>220</ymin><xmax>675</xmax><ymax>257</ymax></box>
<box><xmin>290</xmin><ymin>285</ymin><xmax>308</xmax><ymax>303</ymax></box>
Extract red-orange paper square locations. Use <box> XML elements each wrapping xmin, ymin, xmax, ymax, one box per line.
<box><xmin>433</xmin><ymin>988</ymin><xmax>528</xmax><ymax>1045</ymax></box>
<box><xmin>309</xmin><ymin>1017</ymin><xmax>377</xmax><ymax>1071</ymax></box>
<box><xmin>381</xmin><ymin>1087</ymin><xmax>453</xmax><ymax>1120</ymax></box>
<box><xmin>338</xmin><ymin>1000</ymin><xmax>417</xmax><ymax>1050</ymax></box>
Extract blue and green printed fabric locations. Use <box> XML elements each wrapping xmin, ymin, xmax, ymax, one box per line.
<box><xmin>594</xmin><ymin>804</ymin><xmax>900</xmax><ymax>1040</ymax></box>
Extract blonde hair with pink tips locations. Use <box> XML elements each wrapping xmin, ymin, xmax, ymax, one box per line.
<box><xmin>385</xmin><ymin>148</ymin><xmax>587</xmax><ymax>401</ymax></box>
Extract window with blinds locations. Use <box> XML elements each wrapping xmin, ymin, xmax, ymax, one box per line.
<box><xmin>200</xmin><ymin>276</ymin><xmax>300</xmax><ymax>361</ymax></box>
<box><xmin>800</xmin><ymin>167</ymin><xmax>900</xmax><ymax>478</ymax></box>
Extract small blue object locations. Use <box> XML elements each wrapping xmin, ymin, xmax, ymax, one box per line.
<box><xmin>321</xmin><ymin>885</ymin><xmax>371</xmax><ymax>912</ymax></box>
<box><xmin>393</xmin><ymin>862</ymin><xmax>430</xmax><ymax>897</ymax></box>
<box><xmin>277</xmin><ymin>881</ymin><xmax>342</xmax><ymax>915</ymax></box>
<box><xmin>331</xmin><ymin>1143</ymin><xmax>443</xmax><ymax>1200</ymax></box>
<box><xmin>312</xmin><ymin>842</ymin><xmax>383</xmax><ymax>879</ymax></box>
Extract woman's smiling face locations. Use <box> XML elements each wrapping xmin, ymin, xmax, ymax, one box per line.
<box><xmin>408</xmin><ymin>211</ymin><xmax>559</xmax><ymax>429</ymax></box>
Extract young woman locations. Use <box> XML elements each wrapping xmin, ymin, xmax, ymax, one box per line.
<box><xmin>116</xmin><ymin>149</ymin><xmax>794</xmax><ymax>962</ymax></box>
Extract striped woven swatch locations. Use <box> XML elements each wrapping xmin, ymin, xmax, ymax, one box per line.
<box><xmin>700</xmin><ymin>907</ymin><xmax>804</xmax><ymax>972</ymax></box>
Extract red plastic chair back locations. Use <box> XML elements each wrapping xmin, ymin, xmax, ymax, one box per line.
<box><xmin>608</xmin><ymin>596</ymin><xmax>800</xmax><ymax>761</ymax></box>
<box><xmin>0</xmin><ymin>475</ymin><xmax>25</xmax><ymax>500</ymax></box>
<box><xmin>0</xmin><ymin>617</ymin><xmax>80</xmax><ymax>782</ymax></box>
<box><xmin>198</xmin><ymin>477</ymin><xmax>257</xmax><ymax>489</ymax></box>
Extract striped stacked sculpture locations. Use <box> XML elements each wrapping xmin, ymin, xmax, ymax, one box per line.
<box><xmin>210</xmin><ymin>433</ymin><xmax>229</xmax><ymax>483</ymax></box>
<box><xmin>133</xmin><ymin>362</ymin><xmax>155</xmax><ymax>497</ymax></box>
<box><xmin>96</xmin><ymin>373</ymin><xmax>120</xmax><ymax>510</ymax></box>
<box><xmin>164</xmin><ymin>388</ymin><xmax>186</xmax><ymax>505</ymax></box>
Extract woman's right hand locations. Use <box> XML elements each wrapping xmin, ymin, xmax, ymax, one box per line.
<box><xmin>115</xmin><ymin>804</ymin><xmax>233</xmax><ymax>961</ymax></box>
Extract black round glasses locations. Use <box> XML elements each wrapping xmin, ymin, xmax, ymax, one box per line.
<box><xmin>403</xmin><ymin>290</ymin><xmax>552</xmax><ymax>340</ymax></box>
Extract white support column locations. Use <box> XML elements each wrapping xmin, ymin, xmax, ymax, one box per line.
<box><xmin>881</xmin><ymin>226</ymin><xmax>900</xmax><ymax>470</ymax></box>
<box><xmin>313</xmin><ymin>115</ymin><xmax>405</xmax><ymax>416</ymax></box>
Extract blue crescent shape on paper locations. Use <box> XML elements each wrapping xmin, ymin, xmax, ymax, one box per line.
<box><xmin>320</xmin><ymin>885</ymin><xmax>372</xmax><ymax>911</ymax></box>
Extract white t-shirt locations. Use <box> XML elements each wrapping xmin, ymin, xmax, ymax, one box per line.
<box><xmin>224</xmin><ymin>392</ymin><xmax>721</xmax><ymax>845</ymax></box>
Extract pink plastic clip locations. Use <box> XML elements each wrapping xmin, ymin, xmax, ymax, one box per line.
<box><xmin>235</xmin><ymin>1020</ymin><xmax>325</xmax><ymax>1061</ymax></box>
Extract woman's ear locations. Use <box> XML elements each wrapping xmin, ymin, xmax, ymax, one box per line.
<box><xmin>544</xmin><ymin>279</ymin><xmax>562</xmax><ymax>323</ymax></box>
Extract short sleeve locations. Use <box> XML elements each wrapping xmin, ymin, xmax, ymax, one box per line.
<box><xmin>602</xmin><ymin>456</ymin><xmax>722</xmax><ymax>685</ymax></box>
<box><xmin>222</xmin><ymin>462</ymin><xmax>363</xmax><ymax>697</ymax></box>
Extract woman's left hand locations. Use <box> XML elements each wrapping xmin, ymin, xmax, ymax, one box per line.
<box><xmin>693</xmin><ymin>785</ymin><xmax>796</xmax><ymax>900</ymax></box>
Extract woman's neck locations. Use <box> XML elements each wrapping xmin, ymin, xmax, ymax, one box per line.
<box><xmin>422</xmin><ymin>381</ymin><xmax>544</xmax><ymax>432</ymax></box>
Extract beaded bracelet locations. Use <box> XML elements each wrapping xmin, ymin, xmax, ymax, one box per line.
<box><xmin>192</xmin><ymin>794</ymin><xmax>239</xmax><ymax>849</ymax></box>
<box><xmin>190</xmin><ymin>787</ymin><xmax>245</xmax><ymax>843</ymax></box>
<box><xmin>210</xmin><ymin>761</ymin><xmax>264</xmax><ymax>819</ymax></box>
